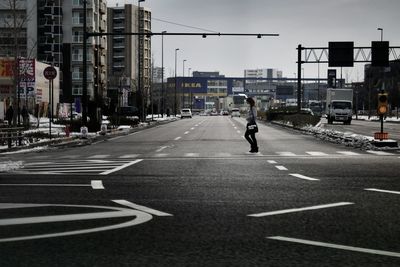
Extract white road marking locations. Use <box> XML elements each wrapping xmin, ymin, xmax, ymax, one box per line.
<box><xmin>366</xmin><ymin>150</ymin><xmax>395</xmax><ymax>156</ymax></box>
<box><xmin>184</xmin><ymin>131</ymin><xmax>190</xmax><ymax>135</ymax></box>
<box><xmin>289</xmin><ymin>173</ymin><xmax>319</xmax><ymax>181</ymax></box>
<box><xmin>0</xmin><ymin>203</ymin><xmax>152</xmax><ymax>243</ymax></box>
<box><xmin>100</xmin><ymin>159</ymin><xmax>143</xmax><ymax>175</ymax></box>
<box><xmin>88</xmin><ymin>155</ymin><xmax>110</xmax><ymax>159</ymax></box>
<box><xmin>91</xmin><ymin>180</ymin><xmax>104</xmax><ymax>190</ymax></box>
<box><xmin>276</xmin><ymin>152</ymin><xmax>297</xmax><ymax>157</ymax></box>
<box><xmin>336</xmin><ymin>151</ymin><xmax>361</xmax><ymax>156</ymax></box>
<box><xmin>184</xmin><ymin>153</ymin><xmax>199</xmax><ymax>157</ymax></box>
<box><xmin>248</xmin><ymin>202</ymin><xmax>353</xmax><ymax>217</ymax></box>
<box><xmin>275</xmin><ymin>165</ymin><xmax>288</xmax><ymax>171</ymax></box>
<box><xmin>0</xmin><ymin>183</ymin><xmax>91</xmax><ymax>187</ymax></box>
<box><xmin>237</xmin><ymin>130</ymin><xmax>241</xmax><ymax>134</ymax></box>
<box><xmin>306</xmin><ymin>151</ymin><xmax>329</xmax><ymax>156</ymax></box>
<box><xmin>190</xmin><ymin>127</ymin><xmax>195</xmax><ymax>130</ymax></box>
<box><xmin>113</xmin><ymin>200</ymin><xmax>172</xmax><ymax>216</ymax></box>
<box><xmin>119</xmin><ymin>154</ymin><xmax>139</xmax><ymax>158</ymax></box>
<box><xmin>267</xmin><ymin>236</ymin><xmax>400</xmax><ymax>258</ymax></box>
<box><xmin>174</xmin><ymin>136</ymin><xmax>182</xmax><ymax>140</ymax></box>
<box><xmin>365</xmin><ymin>188</ymin><xmax>400</xmax><ymax>195</ymax></box>
<box><xmin>267</xmin><ymin>160</ymin><xmax>277</xmax><ymax>164</ymax></box>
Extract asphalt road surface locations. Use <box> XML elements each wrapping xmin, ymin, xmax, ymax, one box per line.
<box><xmin>1</xmin><ymin>116</ymin><xmax>400</xmax><ymax>266</ymax></box>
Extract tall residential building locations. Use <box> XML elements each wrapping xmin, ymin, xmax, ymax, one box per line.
<box><xmin>0</xmin><ymin>0</ymin><xmax>27</xmax><ymax>58</ymax></box>
<box><xmin>107</xmin><ymin>4</ymin><xmax>151</xmax><ymax>111</ymax></box>
<box><xmin>3</xmin><ymin>0</ymin><xmax>107</xmax><ymax>116</ymax></box>
<box><xmin>244</xmin><ymin>68</ymin><xmax>283</xmax><ymax>83</ymax></box>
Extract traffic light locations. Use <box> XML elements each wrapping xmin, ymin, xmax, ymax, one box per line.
<box><xmin>377</xmin><ymin>92</ymin><xmax>388</xmax><ymax>115</ymax></box>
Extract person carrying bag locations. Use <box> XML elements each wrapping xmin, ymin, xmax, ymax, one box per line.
<box><xmin>244</xmin><ymin>97</ymin><xmax>258</xmax><ymax>153</ymax></box>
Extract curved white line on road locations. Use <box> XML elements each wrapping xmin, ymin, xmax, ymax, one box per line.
<box><xmin>100</xmin><ymin>159</ymin><xmax>143</xmax><ymax>175</ymax></box>
<box><xmin>0</xmin><ymin>203</ymin><xmax>152</xmax><ymax>243</ymax></box>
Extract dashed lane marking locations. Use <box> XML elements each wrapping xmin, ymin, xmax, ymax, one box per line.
<box><xmin>91</xmin><ymin>180</ymin><xmax>104</xmax><ymax>190</ymax></box>
<box><xmin>267</xmin><ymin>160</ymin><xmax>277</xmax><ymax>164</ymax></box>
<box><xmin>275</xmin><ymin>165</ymin><xmax>288</xmax><ymax>171</ymax></box>
<box><xmin>174</xmin><ymin>136</ymin><xmax>182</xmax><ymax>140</ymax></box>
<box><xmin>276</xmin><ymin>152</ymin><xmax>297</xmax><ymax>157</ymax></box>
<box><xmin>184</xmin><ymin>153</ymin><xmax>199</xmax><ymax>157</ymax></box>
<box><xmin>248</xmin><ymin>202</ymin><xmax>353</xmax><ymax>217</ymax></box>
<box><xmin>267</xmin><ymin>236</ymin><xmax>400</xmax><ymax>258</ymax></box>
<box><xmin>184</xmin><ymin>131</ymin><xmax>190</xmax><ymax>135</ymax></box>
<box><xmin>289</xmin><ymin>173</ymin><xmax>320</xmax><ymax>181</ymax></box>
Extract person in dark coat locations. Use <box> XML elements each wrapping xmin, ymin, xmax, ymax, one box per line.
<box><xmin>6</xmin><ymin>105</ymin><xmax>14</xmax><ymax>126</ymax></box>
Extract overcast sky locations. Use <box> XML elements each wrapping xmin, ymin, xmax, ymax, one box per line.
<box><xmin>107</xmin><ymin>0</ymin><xmax>400</xmax><ymax>82</ymax></box>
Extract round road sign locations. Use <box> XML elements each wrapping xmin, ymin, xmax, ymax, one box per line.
<box><xmin>43</xmin><ymin>66</ymin><xmax>57</xmax><ymax>80</ymax></box>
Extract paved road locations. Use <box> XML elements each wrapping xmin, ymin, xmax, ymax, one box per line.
<box><xmin>1</xmin><ymin>116</ymin><xmax>400</xmax><ymax>266</ymax></box>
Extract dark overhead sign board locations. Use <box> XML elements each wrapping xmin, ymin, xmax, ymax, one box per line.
<box><xmin>328</xmin><ymin>42</ymin><xmax>354</xmax><ymax>67</ymax></box>
<box><xmin>371</xmin><ymin>41</ymin><xmax>389</xmax><ymax>67</ymax></box>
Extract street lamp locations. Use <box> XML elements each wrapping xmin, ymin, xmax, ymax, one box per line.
<box><xmin>138</xmin><ymin>0</ymin><xmax>145</xmax><ymax>121</ymax></box>
<box><xmin>377</xmin><ymin>27</ymin><xmax>383</xmax><ymax>41</ymax></box>
<box><xmin>182</xmin><ymin>59</ymin><xmax>186</xmax><ymax>108</ymax></box>
<box><xmin>174</xmin><ymin>48</ymin><xmax>179</xmax><ymax>116</ymax></box>
<box><xmin>161</xmin><ymin>30</ymin><xmax>166</xmax><ymax>116</ymax></box>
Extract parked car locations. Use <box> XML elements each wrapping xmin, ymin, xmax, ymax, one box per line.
<box><xmin>180</xmin><ymin>108</ymin><xmax>192</xmax><ymax>119</ymax></box>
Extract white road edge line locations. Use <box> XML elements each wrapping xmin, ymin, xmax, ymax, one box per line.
<box><xmin>365</xmin><ymin>188</ymin><xmax>400</xmax><ymax>195</ymax></box>
<box><xmin>248</xmin><ymin>202</ymin><xmax>353</xmax><ymax>217</ymax></box>
<box><xmin>289</xmin><ymin>173</ymin><xmax>319</xmax><ymax>181</ymax></box>
<box><xmin>267</xmin><ymin>236</ymin><xmax>400</xmax><ymax>258</ymax></box>
<box><xmin>113</xmin><ymin>200</ymin><xmax>172</xmax><ymax>216</ymax></box>
<box><xmin>91</xmin><ymin>180</ymin><xmax>104</xmax><ymax>190</ymax></box>
<box><xmin>100</xmin><ymin>159</ymin><xmax>143</xmax><ymax>175</ymax></box>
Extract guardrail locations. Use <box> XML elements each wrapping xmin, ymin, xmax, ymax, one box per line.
<box><xmin>0</xmin><ymin>127</ymin><xmax>25</xmax><ymax>148</ymax></box>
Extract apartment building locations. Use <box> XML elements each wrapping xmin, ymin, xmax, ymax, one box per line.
<box><xmin>107</xmin><ymin>4</ymin><xmax>151</xmax><ymax>112</ymax></box>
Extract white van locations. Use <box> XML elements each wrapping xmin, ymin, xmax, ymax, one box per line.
<box><xmin>231</xmin><ymin>108</ymin><xmax>240</xmax><ymax>117</ymax></box>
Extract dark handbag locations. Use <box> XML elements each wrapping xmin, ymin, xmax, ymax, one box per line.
<box><xmin>246</xmin><ymin>121</ymin><xmax>258</xmax><ymax>133</ymax></box>
<box><xmin>246</xmin><ymin>107</ymin><xmax>258</xmax><ymax>133</ymax></box>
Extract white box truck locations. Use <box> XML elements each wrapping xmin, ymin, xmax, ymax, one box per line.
<box><xmin>326</xmin><ymin>88</ymin><xmax>353</xmax><ymax>124</ymax></box>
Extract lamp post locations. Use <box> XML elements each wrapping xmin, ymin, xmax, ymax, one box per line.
<box><xmin>174</xmin><ymin>48</ymin><xmax>179</xmax><ymax>116</ymax></box>
<box><xmin>138</xmin><ymin>0</ymin><xmax>145</xmax><ymax>121</ymax></box>
<box><xmin>182</xmin><ymin>59</ymin><xmax>186</xmax><ymax>108</ymax></box>
<box><xmin>377</xmin><ymin>27</ymin><xmax>383</xmax><ymax>41</ymax></box>
<box><xmin>161</xmin><ymin>30</ymin><xmax>166</xmax><ymax>117</ymax></box>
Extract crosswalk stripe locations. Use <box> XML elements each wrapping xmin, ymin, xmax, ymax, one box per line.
<box><xmin>276</xmin><ymin>152</ymin><xmax>297</xmax><ymax>156</ymax></box>
<box><xmin>336</xmin><ymin>151</ymin><xmax>361</xmax><ymax>156</ymax></box>
<box><xmin>119</xmin><ymin>154</ymin><xmax>139</xmax><ymax>159</ymax></box>
<box><xmin>88</xmin><ymin>155</ymin><xmax>110</xmax><ymax>159</ymax></box>
<box><xmin>366</xmin><ymin>150</ymin><xmax>395</xmax><ymax>156</ymax></box>
<box><xmin>184</xmin><ymin>153</ymin><xmax>199</xmax><ymax>157</ymax></box>
<box><xmin>306</xmin><ymin>151</ymin><xmax>329</xmax><ymax>156</ymax></box>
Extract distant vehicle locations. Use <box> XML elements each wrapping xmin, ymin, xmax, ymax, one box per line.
<box><xmin>300</xmin><ymin>108</ymin><xmax>314</xmax><ymax>116</ymax></box>
<box><xmin>180</xmin><ymin>108</ymin><xmax>192</xmax><ymax>119</ymax></box>
<box><xmin>210</xmin><ymin>111</ymin><xmax>219</xmax><ymax>116</ymax></box>
<box><xmin>231</xmin><ymin>108</ymin><xmax>240</xmax><ymax>117</ymax></box>
<box><xmin>221</xmin><ymin>110</ymin><xmax>229</xmax><ymax>116</ymax></box>
<box><xmin>326</xmin><ymin>88</ymin><xmax>353</xmax><ymax>124</ymax></box>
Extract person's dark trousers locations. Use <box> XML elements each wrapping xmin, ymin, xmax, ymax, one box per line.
<box><xmin>245</xmin><ymin>130</ymin><xmax>258</xmax><ymax>152</ymax></box>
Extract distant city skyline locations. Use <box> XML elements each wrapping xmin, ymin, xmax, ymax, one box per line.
<box><xmin>108</xmin><ymin>0</ymin><xmax>400</xmax><ymax>83</ymax></box>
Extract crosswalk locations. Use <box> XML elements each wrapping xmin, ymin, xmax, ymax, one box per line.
<box><xmin>12</xmin><ymin>159</ymin><xmax>142</xmax><ymax>175</ymax></box>
<box><xmin>27</xmin><ymin>150</ymin><xmax>400</xmax><ymax>161</ymax></box>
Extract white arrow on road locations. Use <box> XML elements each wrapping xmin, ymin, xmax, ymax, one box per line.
<box><xmin>0</xmin><ymin>200</ymin><xmax>170</xmax><ymax>243</ymax></box>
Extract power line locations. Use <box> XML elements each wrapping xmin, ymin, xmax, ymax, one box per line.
<box><xmin>152</xmin><ymin>17</ymin><xmax>219</xmax><ymax>33</ymax></box>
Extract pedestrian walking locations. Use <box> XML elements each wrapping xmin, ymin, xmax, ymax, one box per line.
<box><xmin>21</xmin><ymin>106</ymin><xmax>29</xmax><ymax>129</ymax></box>
<box><xmin>244</xmin><ymin>97</ymin><xmax>258</xmax><ymax>153</ymax></box>
<box><xmin>5</xmin><ymin>105</ymin><xmax>14</xmax><ymax>126</ymax></box>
